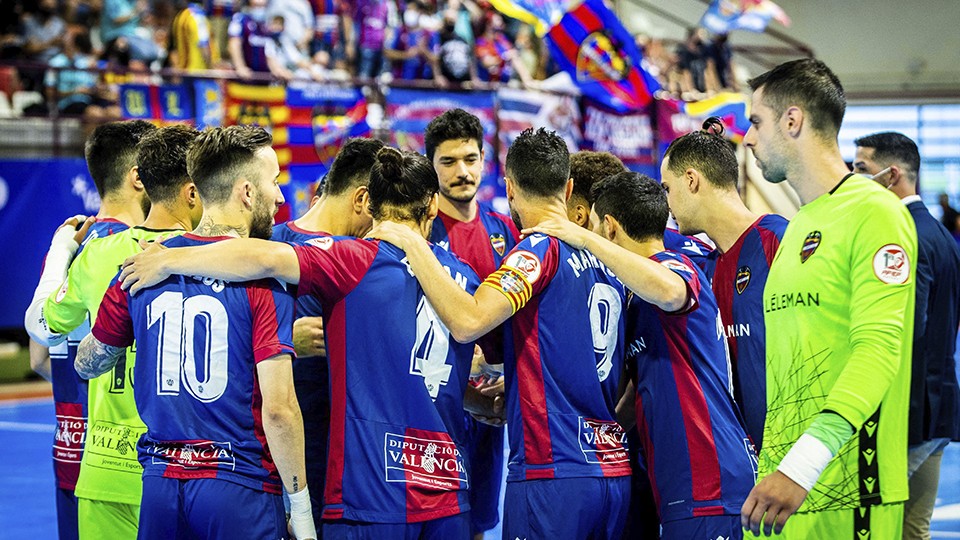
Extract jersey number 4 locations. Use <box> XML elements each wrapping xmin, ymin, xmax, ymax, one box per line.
<box><xmin>148</xmin><ymin>292</ymin><xmax>229</xmax><ymax>403</ymax></box>
<box><xmin>410</xmin><ymin>297</ymin><xmax>452</xmax><ymax>401</ymax></box>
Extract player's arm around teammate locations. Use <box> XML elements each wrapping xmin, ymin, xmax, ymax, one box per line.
<box><xmin>523</xmin><ymin>215</ymin><xmax>689</xmax><ymax>312</ymax></box>
<box><xmin>367</xmin><ymin>220</ymin><xmax>514</xmax><ymax>343</ymax></box>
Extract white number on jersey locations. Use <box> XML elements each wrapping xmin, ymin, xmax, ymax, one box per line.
<box><xmin>149</xmin><ymin>292</ymin><xmax>229</xmax><ymax>403</ymax></box>
<box><xmin>410</xmin><ymin>296</ymin><xmax>453</xmax><ymax>400</ymax></box>
<box><xmin>588</xmin><ymin>283</ymin><xmax>622</xmax><ymax>382</ymax></box>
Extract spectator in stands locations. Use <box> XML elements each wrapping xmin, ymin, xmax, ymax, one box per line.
<box><xmin>22</xmin><ymin>0</ymin><xmax>65</xmax><ymax>64</ymax></box>
<box><xmin>675</xmin><ymin>27</ymin><xmax>713</xmax><ymax>96</ymax></box>
<box><xmin>266</xmin><ymin>0</ymin><xmax>314</xmax><ymax>51</ymax></box>
<box><xmin>707</xmin><ymin>33</ymin><xmax>738</xmax><ymax>91</ymax></box>
<box><xmin>204</xmin><ymin>0</ymin><xmax>235</xmax><ymax>63</ymax></box>
<box><xmin>264</xmin><ymin>15</ymin><xmax>324</xmax><ymax>81</ymax></box>
<box><xmin>437</xmin><ymin>8</ymin><xmax>476</xmax><ymax>84</ymax></box>
<box><xmin>513</xmin><ymin>24</ymin><xmax>542</xmax><ymax>80</ymax></box>
<box><xmin>385</xmin><ymin>1</ymin><xmax>442</xmax><ymax>82</ymax></box>
<box><xmin>475</xmin><ymin>12</ymin><xmax>532</xmax><ymax>87</ymax></box>
<box><xmin>352</xmin><ymin>0</ymin><xmax>390</xmax><ymax>79</ymax></box>
<box><xmin>100</xmin><ymin>0</ymin><xmax>160</xmax><ymax>63</ymax></box>
<box><xmin>169</xmin><ymin>0</ymin><xmax>219</xmax><ymax>71</ymax></box>
<box><xmin>42</xmin><ymin>29</ymin><xmax>120</xmax><ymax>125</ymax></box>
<box><xmin>228</xmin><ymin>0</ymin><xmax>272</xmax><ymax>80</ymax></box>
<box><xmin>310</xmin><ymin>0</ymin><xmax>350</xmax><ymax>77</ymax></box>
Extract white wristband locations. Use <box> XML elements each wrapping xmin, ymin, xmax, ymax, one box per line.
<box><xmin>23</xmin><ymin>224</ymin><xmax>82</xmax><ymax>345</ymax></box>
<box><xmin>287</xmin><ymin>486</ymin><xmax>317</xmax><ymax>540</ymax></box>
<box><xmin>776</xmin><ymin>433</ymin><xmax>834</xmax><ymax>492</ymax></box>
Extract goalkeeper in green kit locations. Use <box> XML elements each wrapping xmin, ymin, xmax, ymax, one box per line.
<box><xmin>739</xmin><ymin>58</ymin><xmax>916</xmax><ymax>538</ymax></box>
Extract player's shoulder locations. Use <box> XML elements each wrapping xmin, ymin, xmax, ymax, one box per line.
<box><xmin>433</xmin><ymin>244</ymin><xmax>480</xmax><ymax>279</ymax></box>
<box><xmin>654</xmin><ymin>249</ymin><xmax>697</xmax><ymax>274</ymax></box>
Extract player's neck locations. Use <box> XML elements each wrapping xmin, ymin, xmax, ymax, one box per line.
<box><xmin>192</xmin><ymin>212</ymin><xmax>249</xmax><ymax>239</ymax></box>
<box><xmin>96</xmin><ymin>197</ymin><xmax>144</xmax><ymax>226</ymax></box>
<box><xmin>704</xmin><ymin>193</ymin><xmax>760</xmax><ymax>254</ymax></box>
<box><xmin>788</xmin><ymin>144</ymin><xmax>851</xmax><ymax>205</ymax></box>
<box><xmin>140</xmin><ymin>201</ymin><xmax>192</xmax><ymax>232</ymax></box>
<box><xmin>618</xmin><ymin>234</ymin><xmax>664</xmax><ymax>259</ymax></box>
<box><xmin>438</xmin><ymin>194</ymin><xmax>477</xmax><ymax>222</ymax></box>
<box><xmin>515</xmin><ymin>198</ymin><xmax>567</xmax><ymax>230</ymax></box>
<box><xmin>294</xmin><ymin>196</ymin><xmax>344</xmax><ymax>235</ymax></box>
<box><xmin>375</xmin><ymin>217</ymin><xmax>429</xmax><ymax>240</ymax></box>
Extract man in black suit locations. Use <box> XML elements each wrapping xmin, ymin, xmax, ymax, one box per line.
<box><xmin>854</xmin><ymin>132</ymin><xmax>960</xmax><ymax>540</ymax></box>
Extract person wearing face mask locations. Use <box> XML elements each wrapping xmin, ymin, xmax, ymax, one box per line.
<box><xmin>438</xmin><ymin>9</ymin><xmax>476</xmax><ymax>85</ymax></box>
<box><xmin>228</xmin><ymin>0</ymin><xmax>272</xmax><ymax>80</ymax></box>
<box><xmin>263</xmin><ymin>15</ymin><xmax>325</xmax><ymax>82</ymax></box>
<box><xmin>384</xmin><ymin>1</ymin><xmax>442</xmax><ymax>82</ymax></box>
<box><xmin>854</xmin><ymin>132</ymin><xmax>960</xmax><ymax>540</ymax></box>
<box><xmin>474</xmin><ymin>12</ymin><xmax>533</xmax><ymax>88</ymax></box>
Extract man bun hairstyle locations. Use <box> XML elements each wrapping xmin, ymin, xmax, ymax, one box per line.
<box><xmin>662</xmin><ymin>119</ymin><xmax>739</xmax><ymax>189</ymax></box>
<box><xmin>369</xmin><ymin>147</ymin><xmax>439</xmax><ymax>223</ymax></box>
<box><xmin>322</xmin><ymin>137</ymin><xmax>386</xmax><ymax>197</ymax></box>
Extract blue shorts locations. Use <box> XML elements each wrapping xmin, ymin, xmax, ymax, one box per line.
<box><xmin>56</xmin><ymin>487</ymin><xmax>79</xmax><ymax>540</ymax></box>
<box><xmin>661</xmin><ymin>514</ymin><xmax>743</xmax><ymax>540</ymax></box>
<box><xmin>504</xmin><ymin>476</ymin><xmax>630</xmax><ymax>540</ymax></box>
<box><xmin>464</xmin><ymin>415</ymin><xmax>505</xmax><ymax>533</ymax></box>
<box><xmin>293</xmin><ymin>354</ymin><xmax>330</xmax><ymax>525</ymax></box>
<box><xmin>323</xmin><ymin>512</ymin><xmax>469</xmax><ymax>540</ymax></box>
<box><xmin>138</xmin><ymin>477</ymin><xmax>286</xmax><ymax>540</ymax></box>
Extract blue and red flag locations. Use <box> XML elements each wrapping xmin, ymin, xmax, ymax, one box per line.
<box><xmin>545</xmin><ymin>0</ymin><xmax>660</xmax><ymax>114</ymax></box>
<box><xmin>700</xmin><ymin>0</ymin><xmax>791</xmax><ymax>34</ymax></box>
<box><xmin>488</xmin><ymin>0</ymin><xmax>570</xmax><ymax>36</ymax></box>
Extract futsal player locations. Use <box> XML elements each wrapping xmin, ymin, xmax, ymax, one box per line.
<box><xmin>78</xmin><ymin>125</ymin><xmax>316</xmax><ymax>540</ymax></box>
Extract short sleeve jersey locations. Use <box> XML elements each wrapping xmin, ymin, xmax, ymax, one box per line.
<box><xmin>430</xmin><ymin>202</ymin><xmax>520</xmax><ymax>366</ymax></box>
<box><xmin>47</xmin><ymin>218</ymin><xmax>128</xmax><ymax>491</ymax></box>
<box><xmin>480</xmin><ymin>233</ymin><xmax>631</xmax><ymax>481</ymax></box>
<box><xmin>92</xmin><ymin>234</ymin><xmax>296</xmax><ymax>494</ymax></box>
<box><xmin>625</xmin><ymin>250</ymin><xmax>756</xmax><ymax>523</ymax></box>
<box><xmin>389</xmin><ymin>27</ymin><xmax>440</xmax><ymax>80</ymax></box>
<box><xmin>172</xmin><ymin>4</ymin><xmax>218</xmax><ymax>70</ymax></box>
<box><xmin>762</xmin><ymin>174</ymin><xmax>916</xmax><ymax>512</ymax></box>
<box><xmin>45</xmin><ymin>226</ymin><xmax>184</xmax><ymax>505</ymax></box>
<box><xmin>293</xmin><ymin>236</ymin><xmax>481</xmax><ymax>524</ymax></box>
<box><xmin>706</xmin><ymin>213</ymin><xmax>788</xmax><ymax>449</ymax></box>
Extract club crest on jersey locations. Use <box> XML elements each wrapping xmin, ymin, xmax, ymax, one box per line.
<box><xmin>490</xmin><ymin>233</ymin><xmax>506</xmax><ymax>256</ymax></box>
<box><xmin>873</xmin><ymin>244</ymin><xmax>910</xmax><ymax>284</ymax></box>
<box><xmin>306</xmin><ymin>236</ymin><xmax>334</xmax><ymax>250</ymax></box>
<box><xmin>736</xmin><ymin>266</ymin><xmax>751</xmax><ymax>294</ymax></box>
<box><xmin>576</xmin><ymin>31</ymin><xmax>629</xmax><ymax>83</ymax></box>
<box><xmin>800</xmin><ymin>231</ymin><xmax>821</xmax><ymax>263</ymax></box>
<box><xmin>504</xmin><ymin>250</ymin><xmax>542</xmax><ymax>283</ymax></box>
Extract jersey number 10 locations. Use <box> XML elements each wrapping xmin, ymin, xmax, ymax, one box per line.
<box><xmin>148</xmin><ymin>292</ymin><xmax>230</xmax><ymax>403</ymax></box>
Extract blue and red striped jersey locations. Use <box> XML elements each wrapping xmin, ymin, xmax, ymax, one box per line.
<box><xmin>480</xmin><ymin>233</ymin><xmax>631</xmax><ymax>481</ymax></box>
<box><xmin>92</xmin><ymin>234</ymin><xmax>296</xmax><ymax>495</ymax></box>
<box><xmin>705</xmin><ymin>213</ymin><xmax>787</xmax><ymax>449</ymax></box>
<box><xmin>626</xmin><ymin>250</ymin><xmax>756</xmax><ymax>523</ymax></box>
<box><xmin>293</xmin><ymin>236</ymin><xmax>481</xmax><ymax>523</ymax></box>
<box><xmin>663</xmin><ymin>228</ymin><xmax>712</xmax><ymax>273</ymax></box>
<box><xmin>228</xmin><ymin>13</ymin><xmax>269</xmax><ymax>72</ymax></box>
<box><xmin>49</xmin><ymin>218</ymin><xmax>129</xmax><ymax>490</ymax></box>
<box><xmin>430</xmin><ymin>202</ymin><xmax>519</xmax><ymax>366</ymax></box>
<box><xmin>272</xmin><ymin>220</ymin><xmax>327</xmax><ymax>333</ymax></box>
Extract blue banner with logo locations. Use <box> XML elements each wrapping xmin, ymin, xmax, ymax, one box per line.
<box><xmin>193</xmin><ymin>79</ymin><xmax>223</xmax><ymax>129</ymax></box>
<box><xmin>159</xmin><ymin>84</ymin><xmax>194</xmax><ymax>122</ymax></box>
<box><xmin>0</xmin><ymin>159</ymin><xmax>99</xmax><ymax>327</ymax></box>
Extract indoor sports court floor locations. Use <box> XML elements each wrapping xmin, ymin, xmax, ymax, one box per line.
<box><xmin>1</xmin><ymin>395</ymin><xmax>958</xmax><ymax>538</ymax></box>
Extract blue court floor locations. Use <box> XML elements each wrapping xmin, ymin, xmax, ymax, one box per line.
<box><xmin>1</xmin><ymin>396</ymin><xmax>958</xmax><ymax>538</ymax></box>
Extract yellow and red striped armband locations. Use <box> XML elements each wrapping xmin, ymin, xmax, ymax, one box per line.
<box><xmin>481</xmin><ymin>266</ymin><xmax>533</xmax><ymax>314</ymax></box>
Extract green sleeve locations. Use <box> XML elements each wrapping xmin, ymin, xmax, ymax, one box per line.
<box><xmin>822</xmin><ymin>204</ymin><xmax>917</xmax><ymax>429</ymax></box>
<box><xmin>805</xmin><ymin>412</ymin><xmax>855</xmax><ymax>455</ymax></box>
<box><xmin>43</xmin><ymin>249</ymin><xmax>91</xmax><ymax>335</ymax></box>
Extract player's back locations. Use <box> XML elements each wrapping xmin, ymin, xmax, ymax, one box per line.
<box><xmin>292</xmin><ymin>237</ymin><xmax>480</xmax><ymax>523</ymax></box>
<box><xmin>494</xmin><ymin>233</ymin><xmax>630</xmax><ymax>481</ymax></box>
<box><xmin>625</xmin><ymin>249</ymin><xmax>756</xmax><ymax>523</ymax></box>
<box><xmin>124</xmin><ymin>234</ymin><xmax>294</xmax><ymax>494</ymax></box>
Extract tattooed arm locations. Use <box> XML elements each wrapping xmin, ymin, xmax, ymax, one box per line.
<box><xmin>76</xmin><ymin>333</ymin><xmax>125</xmax><ymax>379</ymax></box>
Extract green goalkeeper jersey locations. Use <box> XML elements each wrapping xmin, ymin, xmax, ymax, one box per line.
<box><xmin>45</xmin><ymin>226</ymin><xmax>184</xmax><ymax>505</ymax></box>
<box><xmin>761</xmin><ymin>174</ymin><xmax>915</xmax><ymax>512</ymax></box>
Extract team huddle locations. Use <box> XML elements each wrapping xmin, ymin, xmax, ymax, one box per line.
<box><xmin>24</xmin><ymin>58</ymin><xmax>958</xmax><ymax>540</ymax></box>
